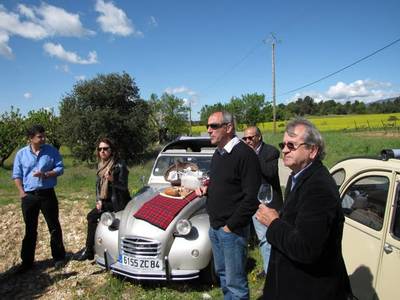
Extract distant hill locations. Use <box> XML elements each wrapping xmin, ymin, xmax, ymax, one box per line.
<box><xmin>371</xmin><ymin>96</ymin><xmax>400</xmax><ymax>104</ymax></box>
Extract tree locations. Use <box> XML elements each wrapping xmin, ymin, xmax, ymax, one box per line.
<box><xmin>149</xmin><ymin>93</ymin><xmax>190</xmax><ymax>142</ymax></box>
<box><xmin>199</xmin><ymin>103</ymin><xmax>226</xmax><ymax>124</ymax></box>
<box><xmin>241</xmin><ymin>93</ymin><xmax>267</xmax><ymax>125</ymax></box>
<box><xmin>0</xmin><ymin>107</ymin><xmax>25</xmax><ymax>167</ymax></box>
<box><xmin>59</xmin><ymin>72</ymin><xmax>155</xmax><ymax>163</ymax></box>
<box><xmin>25</xmin><ymin>108</ymin><xmax>62</xmax><ymax>149</ymax></box>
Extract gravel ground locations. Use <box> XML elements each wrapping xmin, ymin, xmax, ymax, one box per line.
<box><xmin>0</xmin><ymin>199</ymin><xmax>107</xmax><ymax>299</ymax></box>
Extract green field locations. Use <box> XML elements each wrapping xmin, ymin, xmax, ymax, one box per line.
<box><xmin>192</xmin><ymin>113</ymin><xmax>400</xmax><ymax>134</ymax></box>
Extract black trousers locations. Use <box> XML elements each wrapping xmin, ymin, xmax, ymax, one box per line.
<box><xmin>21</xmin><ymin>188</ymin><xmax>66</xmax><ymax>265</ymax></box>
<box><xmin>85</xmin><ymin>201</ymin><xmax>114</xmax><ymax>255</ymax></box>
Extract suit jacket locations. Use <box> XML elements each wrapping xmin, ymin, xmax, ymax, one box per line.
<box><xmin>263</xmin><ymin>160</ymin><xmax>351</xmax><ymax>300</ymax></box>
<box><xmin>258</xmin><ymin>142</ymin><xmax>283</xmax><ymax>211</ymax></box>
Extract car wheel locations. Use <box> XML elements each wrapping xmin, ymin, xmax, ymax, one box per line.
<box><xmin>199</xmin><ymin>256</ymin><xmax>218</xmax><ymax>285</ymax></box>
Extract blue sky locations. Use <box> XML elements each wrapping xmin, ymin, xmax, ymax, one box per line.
<box><xmin>0</xmin><ymin>0</ymin><xmax>399</xmax><ymax>120</ymax></box>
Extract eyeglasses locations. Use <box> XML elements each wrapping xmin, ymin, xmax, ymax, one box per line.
<box><xmin>243</xmin><ymin>135</ymin><xmax>256</xmax><ymax>141</ymax></box>
<box><xmin>98</xmin><ymin>147</ymin><xmax>110</xmax><ymax>152</ymax></box>
<box><xmin>206</xmin><ymin>123</ymin><xmax>228</xmax><ymax>130</ymax></box>
<box><xmin>278</xmin><ymin>142</ymin><xmax>308</xmax><ymax>151</ymax></box>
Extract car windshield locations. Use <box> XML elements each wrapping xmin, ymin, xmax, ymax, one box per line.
<box><xmin>153</xmin><ymin>155</ymin><xmax>212</xmax><ymax>176</ymax></box>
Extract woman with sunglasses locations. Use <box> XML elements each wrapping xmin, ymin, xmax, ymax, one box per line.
<box><xmin>76</xmin><ymin>138</ymin><xmax>131</xmax><ymax>261</ymax></box>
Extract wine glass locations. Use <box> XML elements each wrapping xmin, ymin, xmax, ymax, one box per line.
<box><xmin>257</xmin><ymin>183</ymin><xmax>273</xmax><ymax>205</ymax></box>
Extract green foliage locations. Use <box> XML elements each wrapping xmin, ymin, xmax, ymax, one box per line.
<box><xmin>59</xmin><ymin>72</ymin><xmax>156</xmax><ymax>163</ymax></box>
<box><xmin>199</xmin><ymin>93</ymin><xmax>268</xmax><ymax>126</ymax></box>
<box><xmin>199</xmin><ymin>102</ymin><xmax>225</xmax><ymax>124</ymax></box>
<box><xmin>25</xmin><ymin>108</ymin><xmax>62</xmax><ymax>149</ymax></box>
<box><xmin>0</xmin><ymin>107</ymin><xmax>25</xmax><ymax>167</ymax></box>
<box><xmin>148</xmin><ymin>93</ymin><xmax>189</xmax><ymax>142</ymax></box>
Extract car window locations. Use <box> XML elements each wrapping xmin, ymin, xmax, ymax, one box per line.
<box><xmin>332</xmin><ymin>169</ymin><xmax>346</xmax><ymax>190</ymax></box>
<box><xmin>341</xmin><ymin>176</ymin><xmax>389</xmax><ymax>231</ymax></box>
<box><xmin>392</xmin><ymin>183</ymin><xmax>400</xmax><ymax>239</ymax></box>
<box><xmin>153</xmin><ymin>156</ymin><xmax>212</xmax><ymax>176</ymax></box>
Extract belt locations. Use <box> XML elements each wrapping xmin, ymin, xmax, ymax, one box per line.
<box><xmin>26</xmin><ymin>188</ymin><xmax>54</xmax><ymax>195</ymax></box>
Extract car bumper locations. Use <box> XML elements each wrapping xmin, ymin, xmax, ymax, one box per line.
<box><xmin>96</xmin><ymin>256</ymin><xmax>200</xmax><ymax>281</ymax></box>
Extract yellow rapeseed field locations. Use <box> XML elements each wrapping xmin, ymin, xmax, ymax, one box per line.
<box><xmin>192</xmin><ymin>113</ymin><xmax>400</xmax><ymax>134</ymax></box>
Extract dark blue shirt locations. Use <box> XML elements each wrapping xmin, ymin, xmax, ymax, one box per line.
<box><xmin>12</xmin><ymin>144</ymin><xmax>64</xmax><ymax>191</ymax></box>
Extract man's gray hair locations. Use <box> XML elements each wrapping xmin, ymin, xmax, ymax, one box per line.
<box><xmin>220</xmin><ymin>111</ymin><xmax>236</xmax><ymax>133</ymax></box>
<box><xmin>285</xmin><ymin>118</ymin><xmax>326</xmax><ymax>160</ymax></box>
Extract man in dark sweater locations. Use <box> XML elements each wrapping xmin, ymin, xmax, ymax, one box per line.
<box><xmin>197</xmin><ymin>111</ymin><xmax>261</xmax><ymax>300</ymax></box>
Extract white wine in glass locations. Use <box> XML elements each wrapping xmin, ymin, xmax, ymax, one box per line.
<box><xmin>257</xmin><ymin>183</ymin><xmax>273</xmax><ymax>205</ymax></box>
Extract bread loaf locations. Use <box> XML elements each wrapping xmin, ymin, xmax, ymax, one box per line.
<box><xmin>164</xmin><ymin>187</ymin><xmax>180</xmax><ymax>197</ymax></box>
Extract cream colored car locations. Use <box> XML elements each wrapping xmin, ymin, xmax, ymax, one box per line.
<box><xmin>331</xmin><ymin>149</ymin><xmax>400</xmax><ymax>300</ymax></box>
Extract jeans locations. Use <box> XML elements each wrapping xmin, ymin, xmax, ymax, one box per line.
<box><xmin>252</xmin><ymin>215</ymin><xmax>271</xmax><ymax>273</ymax></box>
<box><xmin>209</xmin><ymin>226</ymin><xmax>250</xmax><ymax>300</ymax></box>
<box><xmin>21</xmin><ymin>189</ymin><xmax>65</xmax><ymax>265</ymax></box>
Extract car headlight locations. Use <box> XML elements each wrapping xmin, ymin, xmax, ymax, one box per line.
<box><xmin>101</xmin><ymin>212</ymin><xmax>115</xmax><ymax>227</ymax></box>
<box><xmin>175</xmin><ymin>219</ymin><xmax>192</xmax><ymax>236</ymax></box>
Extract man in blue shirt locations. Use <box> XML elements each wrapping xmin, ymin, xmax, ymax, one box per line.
<box><xmin>12</xmin><ymin>124</ymin><xmax>66</xmax><ymax>272</ymax></box>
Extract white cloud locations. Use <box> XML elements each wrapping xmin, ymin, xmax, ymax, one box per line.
<box><xmin>17</xmin><ymin>4</ymin><xmax>36</xmax><ymax>20</ymax></box>
<box><xmin>23</xmin><ymin>92</ymin><xmax>32</xmax><ymax>99</ymax></box>
<box><xmin>34</xmin><ymin>3</ymin><xmax>95</xmax><ymax>37</ymax></box>
<box><xmin>75</xmin><ymin>75</ymin><xmax>86</xmax><ymax>81</ymax></box>
<box><xmin>95</xmin><ymin>0</ymin><xmax>142</xmax><ymax>37</ymax></box>
<box><xmin>44</xmin><ymin>42</ymin><xmax>98</xmax><ymax>64</ymax></box>
<box><xmin>0</xmin><ymin>6</ymin><xmax>48</xmax><ymax>40</ymax></box>
<box><xmin>165</xmin><ymin>86</ymin><xmax>197</xmax><ymax>96</ymax></box>
<box><xmin>0</xmin><ymin>3</ymin><xmax>93</xmax><ymax>39</ymax></box>
<box><xmin>286</xmin><ymin>79</ymin><xmax>397</xmax><ymax>104</ymax></box>
<box><xmin>326</xmin><ymin>80</ymin><xmax>393</xmax><ymax>102</ymax></box>
<box><xmin>0</xmin><ymin>31</ymin><xmax>13</xmax><ymax>59</ymax></box>
<box><xmin>0</xmin><ymin>3</ymin><xmax>94</xmax><ymax>58</ymax></box>
<box><xmin>148</xmin><ymin>16</ymin><xmax>158</xmax><ymax>28</ymax></box>
<box><xmin>165</xmin><ymin>86</ymin><xmax>198</xmax><ymax>106</ymax></box>
<box><xmin>55</xmin><ymin>64</ymin><xmax>70</xmax><ymax>73</ymax></box>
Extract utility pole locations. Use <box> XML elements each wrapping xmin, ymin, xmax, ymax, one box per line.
<box><xmin>265</xmin><ymin>33</ymin><xmax>279</xmax><ymax>134</ymax></box>
<box><xmin>188</xmin><ymin>99</ymin><xmax>192</xmax><ymax>136</ymax></box>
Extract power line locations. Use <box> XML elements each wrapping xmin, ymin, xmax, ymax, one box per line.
<box><xmin>279</xmin><ymin>36</ymin><xmax>400</xmax><ymax>97</ymax></box>
<box><xmin>202</xmin><ymin>41</ymin><xmax>263</xmax><ymax>95</ymax></box>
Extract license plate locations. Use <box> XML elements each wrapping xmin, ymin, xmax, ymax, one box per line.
<box><xmin>121</xmin><ymin>255</ymin><xmax>162</xmax><ymax>271</ymax></box>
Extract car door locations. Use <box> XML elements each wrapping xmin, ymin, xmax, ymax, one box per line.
<box><xmin>339</xmin><ymin>172</ymin><xmax>391</xmax><ymax>300</ymax></box>
<box><xmin>375</xmin><ymin>174</ymin><xmax>400</xmax><ymax>299</ymax></box>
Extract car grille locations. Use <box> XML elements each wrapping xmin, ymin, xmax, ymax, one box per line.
<box><xmin>121</xmin><ymin>236</ymin><xmax>161</xmax><ymax>257</ymax></box>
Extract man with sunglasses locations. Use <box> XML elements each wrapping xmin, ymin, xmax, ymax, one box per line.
<box><xmin>12</xmin><ymin>124</ymin><xmax>66</xmax><ymax>272</ymax></box>
<box><xmin>243</xmin><ymin>126</ymin><xmax>283</xmax><ymax>278</ymax></box>
<box><xmin>255</xmin><ymin>118</ymin><xmax>351</xmax><ymax>300</ymax></box>
<box><xmin>197</xmin><ymin>111</ymin><xmax>261</xmax><ymax>300</ymax></box>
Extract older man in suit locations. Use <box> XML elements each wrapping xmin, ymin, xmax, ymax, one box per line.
<box><xmin>256</xmin><ymin>118</ymin><xmax>352</xmax><ymax>300</ymax></box>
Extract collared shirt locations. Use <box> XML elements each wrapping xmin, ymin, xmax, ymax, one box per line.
<box><xmin>12</xmin><ymin>144</ymin><xmax>64</xmax><ymax>192</ymax></box>
<box><xmin>217</xmin><ymin>136</ymin><xmax>240</xmax><ymax>155</ymax></box>
<box><xmin>255</xmin><ymin>142</ymin><xmax>262</xmax><ymax>155</ymax></box>
<box><xmin>290</xmin><ymin>161</ymin><xmax>313</xmax><ymax>191</ymax></box>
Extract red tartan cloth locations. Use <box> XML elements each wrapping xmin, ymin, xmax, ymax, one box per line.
<box><xmin>134</xmin><ymin>191</ymin><xmax>197</xmax><ymax>230</ymax></box>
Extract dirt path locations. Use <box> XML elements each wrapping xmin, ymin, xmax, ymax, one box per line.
<box><xmin>0</xmin><ymin>198</ymin><xmax>107</xmax><ymax>299</ymax></box>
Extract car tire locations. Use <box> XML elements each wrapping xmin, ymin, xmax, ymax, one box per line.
<box><xmin>199</xmin><ymin>256</ymin><xmax>218</xmax><ymax>285</ymax></box>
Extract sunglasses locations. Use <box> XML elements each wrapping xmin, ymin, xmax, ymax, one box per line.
<box><xmin>243</xmin><ymin>135</ymin><xmax>256</xmax><ymax>141</ymax></box>
<box><xmin>206</xmin><ymin>123</ymin><xmax>228</xmax><ymax>130</ymax></box>
<box><xmin>98</xmin><ymin>147</ymin><xmax>110</xmax><ymax>152</ymax></box>
<box><xmin>278</xmin><ymin>142</ymin><xmax>308</xmax><ymax>151</ymax></box>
